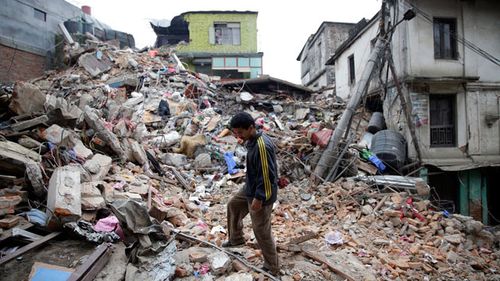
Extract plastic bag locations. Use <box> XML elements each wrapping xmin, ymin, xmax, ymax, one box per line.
<box><xmin>224</xmin><ymin>151</ymin><xmax>239</xmax><ymax>174</ymax></box>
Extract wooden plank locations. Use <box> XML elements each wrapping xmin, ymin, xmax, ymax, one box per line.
<box><xmin>0</xmin><ymin>222</ymin><xmax>33</xmax><ymax>244</ymax></box>
<box><xmin>0</xmin><ymin>231</ymin><xmax>60</xmax><ymax>265</ymax></box>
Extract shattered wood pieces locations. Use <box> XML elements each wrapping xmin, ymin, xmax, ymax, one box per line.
<box><xmin>0</xmin><ymin>231</ymin><xmax>61</xmax><ymax>265</ymax></box>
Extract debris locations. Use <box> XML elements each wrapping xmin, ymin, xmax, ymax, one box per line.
<box><xmin>9</xmin><ymin>82</ymin><xmax>46</xmax><ymax>115</ymax></box>
<box><xmin>29</xmin><ymin>262</ymin><xmax>74</xmax><ymax>281</ymax></box>
<box><xmin>67</xmin><ymin>243</ymin><xmax>113</xmax><ymax>281</ymax></box>
<box><xmin>0</xmin><ymin>216</ymin><xmax>20</xmax><ymax>229</ymax></box>
<box><xmin>208</xmin><ymin>252</ymin><xmax>231</xmax><ymax>275</ymax></box>
<box><xmin>83</xmin><ymin>154</ymin><xmax>113</xmax><ymax>182</ymax></box>
<box><xmin>0</xmin><ymin>232</ymin><xmax>61</xmax><ymax>265</ymax></box>
<box><xmin>46</xmin><ymin>165</ymin><xmax>82</xmax><ymax>218</ymax></box>
<box><xmin>78</xmin><ymin>52</ymin><xmax>112</xmax><ymax>77</ymax></box>
<box><xmin>81</xmin><ymin>182</ymin><xmax>106</xmax><ymax>210</ymax></box>
<box><xmin>324</xmin><ymin>231</ymin><xmax>344</xmax><ymax>245</ymax></box>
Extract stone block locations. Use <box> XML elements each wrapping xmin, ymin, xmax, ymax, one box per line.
<box><xmin>81</xmin><ymin>182</ymin><xmax>106</xmax><ymax>210</ymax></box>
<box><xmin>47</xmin><ymin>165</ymin><xmax>82</xmax><ymax>217</ymax></box>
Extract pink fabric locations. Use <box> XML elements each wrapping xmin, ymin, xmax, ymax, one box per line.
<box><xmin>94</xmin><ymin>216</ymin><xmax>125</xmax><ymax>240</ymax></box>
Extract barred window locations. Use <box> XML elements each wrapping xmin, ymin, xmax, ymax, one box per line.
<box><xmin>430</xmin><ymin>94</ymin><xmax>455</xmax><ymax>147</ymax></box>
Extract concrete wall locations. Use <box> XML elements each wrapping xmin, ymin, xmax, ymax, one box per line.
<box><xmin>383</xmin><ymin>0</ymin><xmax>500</xmax><ymax>168</ymax></box>
<box><xmin>178</xmin><ymin>13</ymin><xmax>258</xmax><ymax>54</ymax></box>
<box><xmin>299</xmin><ymin>22</ymin><xmax>354</xmax><ymax>91</ymax></box>
<box><xmin>397</xmin><ymin>0</ymin><xmax>500</xmax><ymax>82</ymax></box>
<box><xmin>334</xmin><ymin>22</ymin><xmax>379</xmax><ymax>99</ymax></box>
<box><xmin>333</xmin><ymin>0</ymin><xmax>500</xmax><ymax>168</ymax></box>
<box><xmin>0</xmin><ymin>0</ymin><xmax>82</xmax><ymax>82</ymax></box>
<box><xmin>0</xmin><ymin>0</ymin><xmax>81</xmax><ymax>56</ymax></box>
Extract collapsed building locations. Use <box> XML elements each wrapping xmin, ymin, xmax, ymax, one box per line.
<box><xmin>0</xmin><ymin>3</ymin><xmax>499</xmax><ymax>281</ymax></box>
<box><xmin>151</xmin><ymin>11</ymin><xmax>263</xmax><ymax>80</ymax></box>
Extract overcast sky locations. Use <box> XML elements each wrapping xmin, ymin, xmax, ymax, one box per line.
<box><xmin>66</xmin><ymin>0</ymin><xmax>381</xmax><ymax>84</ymax></box>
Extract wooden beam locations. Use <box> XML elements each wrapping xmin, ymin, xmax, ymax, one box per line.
<box><xmin>0</xmin><ymin>231</ymin><xmax>60</xmax><ymax>265</ymax></box>
<box><xmin>67</xmin><ymin>243</ymin><xmax>112</xmax><ymax>281</ymax></box>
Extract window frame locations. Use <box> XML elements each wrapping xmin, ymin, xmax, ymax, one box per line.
<box><xmin>34</xmin><ymin>8</ymin><xmax>46</xmax><ymax>22</ymax></box>
<box><xmin>213</xmin><ymin>22</ymin><xmax>241</xmax><ymax>46</ymax></box>
<box><xmin>433</xmin><ymin>17</ymin><xmax>458</xmax><ymax>60</ymax></box>
<box><xmin>348</xmin><ymin>54</ymin><xmax>355</xmax><ymax>85</ymax></box>
<box><xmin>429</xmin><ymin>94</ymin><xmax>456</xmax><ymax>147</ymax></box>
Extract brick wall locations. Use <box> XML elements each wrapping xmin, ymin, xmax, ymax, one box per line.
<box><xmin>0</xmin><ymin>44</ymin><xmax>46</xmax><ymax>83</ymax></box>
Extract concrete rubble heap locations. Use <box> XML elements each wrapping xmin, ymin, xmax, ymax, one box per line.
<box><xmin>0</xmin><ymin>40</ymin><xmax>499</xmax><ymax>281</ymax></box>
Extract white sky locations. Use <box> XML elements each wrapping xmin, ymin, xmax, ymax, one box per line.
<box><xmin>66</xmin><ymin>0</ymin><xmax>381</xmax><ymax>84</ymax></box>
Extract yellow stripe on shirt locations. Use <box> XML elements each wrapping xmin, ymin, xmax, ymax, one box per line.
<box><xmin>257</xmin><ymin>137</ymin><xmax>271</xmax><ymax>200</ymax></box>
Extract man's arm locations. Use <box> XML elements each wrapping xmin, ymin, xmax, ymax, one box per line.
<box><xmin>251</xmin><ymin>137</ymin><xmax>274</xmax><ymax>211</ymax></box>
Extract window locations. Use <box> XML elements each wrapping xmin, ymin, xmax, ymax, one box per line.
<box><xmin>429</xmin><ymin>95</ymin><xmax>455</xmax><ymax>147</ymax></box>
<box><xmin>433</xmin><ymin>18</ymin><xmax>457</xmax><ymax>59</ymax></box>
<box><xmin>34</xmin><ymin>8</ymin><xmax>46</xmax><ymax>21</ymax></box>
<box><xmin>317</xmin><ymin>41</ymin><xmax>323</xmax><ymax>68</ymax></box>
<box><xmin>348</xmin><ymin>54</ymin><xmax>355</xmax><ymax>85</ymax></box>
<box><xmin>211</xmin><ymin>23</ymin><xmax>240</xmax><ymax>45</ymax></box>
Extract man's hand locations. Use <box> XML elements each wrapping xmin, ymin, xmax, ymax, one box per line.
<box><xmin>251</xmin><ymin>198</ymin><xmax>262</xmax><ymax>211</ymax></box>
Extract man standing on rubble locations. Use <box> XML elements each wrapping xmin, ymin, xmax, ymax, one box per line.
<box><xmin>223</xmin><ymin>112</ymin><xmax>279</xmax><ymax>276</ymax></box>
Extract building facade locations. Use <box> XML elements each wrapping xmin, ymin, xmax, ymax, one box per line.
<box><xmin>0</xmin><ymin>0</ymin><xmax>82</xmax><ymax>82</ymax></box>
<box><xmin>151</xmin><ymin>11</ymin><xmax>263</xmax><ymax>79</ymax></box>
<box><xmin>0</xmin><ymin>0</ymin><xmax>134</xmax><ymax>83</ymax></box>
<box><xmin>297</xmin><ymin>21</ymin><xmax>356</xmax><ymax>94</ymax></box>
<box><xmin>328</xmin><ymin>0</ymin><xmax>500</xmax><ymax>224</ymax></box>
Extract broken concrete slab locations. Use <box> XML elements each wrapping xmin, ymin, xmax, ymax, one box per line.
<box><xmin>45</xmin><ymin>95</ymin><xmax>84</xmax><ymax>121</ymax></box>
<box><xmin>194</xmin><ymin>153</ymin><xmax>211</xmax><ymax>169</ymax></box>
<box><xmin>224</xmin><ymin>272</ymin><xmax>253</xmax><ymax>281</ymax></box>
<box><xmin>106</xmin><ymin>74</ymin><xmax>139</xmax><ymax>88</ymax></box>
<box><xmin>0</xmin><ymin>141</ymin><xmax>45</xmax><ymax>197</ymax></box>
<box><xmin>0</xmin><ymin>140</ymin><xmax>41</xmax><ymax>162</ymax></box>
<box><xmin>84</xmin><ymin>106</ymin><xmax>127</xmax><ymax>162</ymax></box>
<box><xmin>73</xmin><ymin>140</ymin><xmax>93</xmax><ymax>160</ymax></box>
<box><xmin>9</xmin><ymin>82</ymin><xmax>46</xmax><ymax>115</ymax></box>
<box><xmin>81</xmin><ymin>182</ymin><xmax>106</xmax><ymax>210</ymax></box>
<box><xmin>83</xmin><ymin>154</ymin><xmax>113</xmax><ymax>182</ymax></box>
<box><xmin>47</xmin><ymin>165</ymin><xmax>82</xmax><ymax>218</ymax></box>
<box><xmin>17</xmin><ymin>136</ymin><xmax>44</xmax><ymax>150</ymax></box>
<box><xmin>79</xmin><ymin>52</ymin><xmax>112</xmax><ymax>77</ymax></box>
<box><xmin>10</xmin><ymin>115</ymin><xmax>49</xmax><ymax>132</ymax></box>
<box><xmin>208</xmin><ymin>252</ymin><xmax>231</xmax><ymax>275</ymax></box>
<box><xmin>150</xmin><ymin>131</ymin><xmax>181</xmax><ymax>148</ymax></box>
<box><xmin>41</xmin><ymin>124</ymin><xmax>72</xmax><ymax>145</ymax></box>
<box><xmin>127</xmin><ymin>138</ymin><xmax>149</xmax><ymax>167</ymax></box>
<box><xmin>162</xmin><ymin>153</ymin><xmax>187</xmax><ymax>167</ymax></box>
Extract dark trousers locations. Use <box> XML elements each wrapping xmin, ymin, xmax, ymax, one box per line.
<box><xmin>227</xmin><ymin>188</ymin><xmax>279</xmax><ymax>272</ymax></box>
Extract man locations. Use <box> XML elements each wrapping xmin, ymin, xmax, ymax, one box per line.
<box><xmin>223</xmin><ymin>112</ymin><xmax>279</xmax><ymax>275</ymax></box>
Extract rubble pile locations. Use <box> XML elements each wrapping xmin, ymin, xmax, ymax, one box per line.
<box><xmin>271</xmin><ymin>179</ymin><xmax>500</xmax><ymax>280</ymax></box>
<box><xmin>0</xmin><ymin>40</ymin><xmax>499</xmax><ymax>281</ymax></box>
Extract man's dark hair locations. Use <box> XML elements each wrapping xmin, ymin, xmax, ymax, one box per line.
<box><xmin>230</xmin><ymin>112</ymin><xmax>255</xmax><ymax>129</ymax></box>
